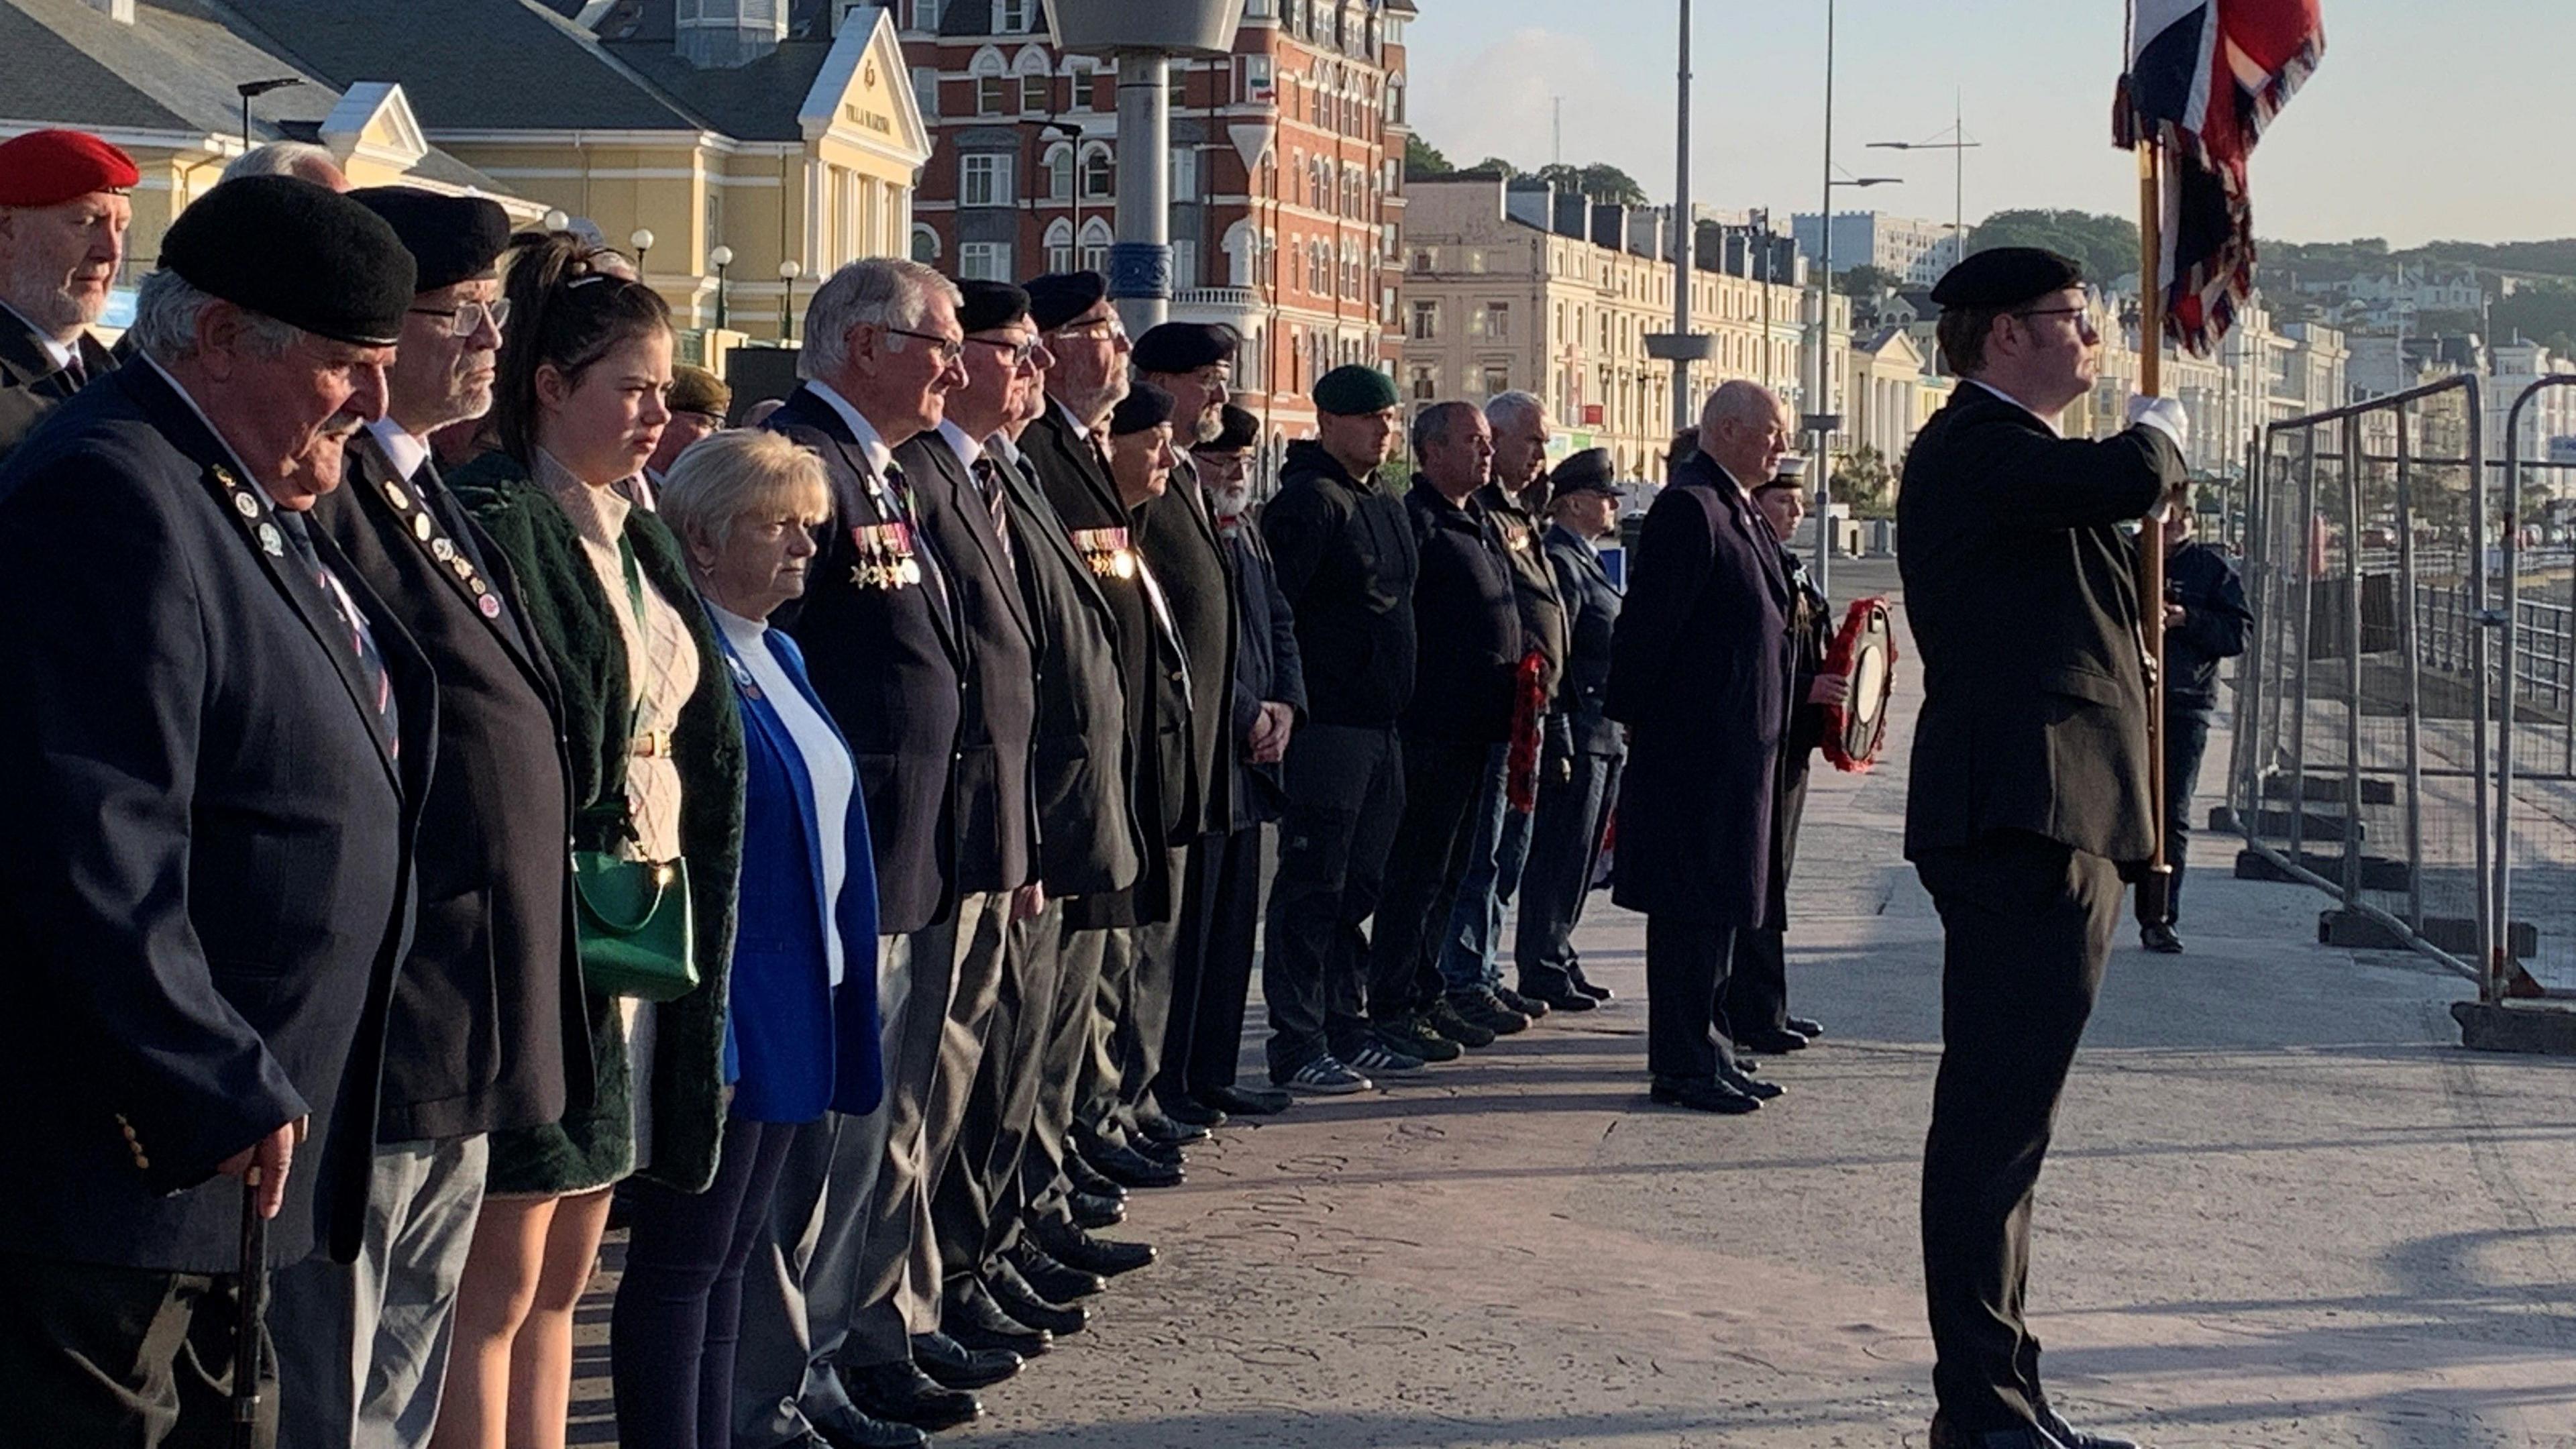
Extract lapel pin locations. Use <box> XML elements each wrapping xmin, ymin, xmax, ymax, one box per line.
<box><xmin>258</xmin><ymin>522</ymin><xmax>284</xmax><ymax>556</ymax></box>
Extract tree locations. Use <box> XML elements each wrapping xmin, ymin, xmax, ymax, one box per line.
<box><xmin>1967</xmin><ymin>210</ymin><xmax>2141</xmax><ymax>288</ymax></box>
<box><xmin>1405</xmin><ymin>135</ymin><xmax>1454</xmax><ymax>179</ymax></box>
<box><xmin>1833</xmin><ymin>445</ymin><xmax>1896</xmax><ymax>520</ymax></box>
<box><xmin>1836</xmin><ymin>264</ymin><xmax>1904</xmax><ymax>299</ymax></box>
<box><xmin>1470</xmin><ymin>156</ymin><xmax>1521</xmax><ymax>180</ymax></box>
<box><xmin>1534</xmin><ymin>162</ymin><xmax>1649</xmax><ymax>207</ymax></box>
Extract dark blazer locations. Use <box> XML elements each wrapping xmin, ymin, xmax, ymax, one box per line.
<box><xmin>1605</xmin><ymin>451</ymin><xmax>1794</xmax><ymax>928</ymax></box>
<box><xmin>764</xmin><ymin>384</ymin><xmax>965</xmax><ymax>935</ymax></box>
<box><xmin>1134</xmin><ymin>455</ymin><xmax>1239</xmax><ymax>839</ymax></box>
<box><xmin>0</xmin><ymin>306</ymin><xmax>112</xmax><ymax>464</ymax></box>
<box><xmin>991</xmin><ymin>439</ymin><xmax>1142</xmax><ymax>897</ymax></box>
<box><xmin>1896</xmin><ymin>384</ymin><xmax>2184</xmax><ymax>863</ymax></box>
<box><xmin>0</xmin><ymin>362</ymin><xmax>434</xmax><ymax>1272</ymax></box>
<box><xmin>1477</xmin><ymin>480</ymin><xmax>1568</xmax><ymax>700</ymax></box>
<box><xmin>1543</xmin><ymin>522</ymin><xmax>1625</xmax><ymax>759</ymax></box>
<box><xmin>1220</xmin><ymin>504</ymin><xmax>1305</xmax><ymax>828</ymax></box>
<box><xmin>1260</xmin><ymin>439</ymin><xmax>1417</xmax><ymax>727</ymax></box>
<box><xmin>711</xmin><ymin>619</ymin><xmax>885</xmax><ymax>1122</ymax></box>
<box><xmin>451</xmin><ymin>455</ymin><xmax>745</xmax><ymax>1197</ymax></box>
<box><xmin>1401</xmin><ymin>479</ymin><xmax>1522</xmax><ymax>745</ymax></box>
<box><xmin>1022</xmin><ymin>400</ymin><xmax>1192</xmax><ymax>926</ymax></box>
<box><xmin>2165</xmin><ymin>537</ymin><xmax>2252</xmax><ymax>708</ymax></box>
<box><xmin>313</xmin><ymin>429</ymin><xmax>591</xmax><ymax>1143</ymax></box>
<box><xmin>892</xmin><ymin>429</ymin><xmax>1039</xmax><ymax>895</ymax></box>
<box><xmin>1780</xmin><ymin>547</ymin><xmax>1834</xmax><ymax>763</ymax></box>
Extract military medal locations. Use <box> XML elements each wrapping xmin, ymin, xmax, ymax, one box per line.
<box><xmin>478</xmin><ymin>594</ymin><xmax>502</xmax><ymax>619</ymax></box>
<box><xmin>232</xmin><ymin>490</ymin><xmax>260</xmax><ymax>519</ymax></box>
<box><xmin>413</xmin><ymin>512</ymin><xmax>435</xmax><ymax>542</ymax></box>
<box><xmin>431</xmin><ymin>537</ymin><xmax>455</xmax><ymax>563</ymax></box>
<box><xmin>383</xmin><ymin>480</ymin><xmax>411</xmax><ymax>511</ymax></box>
<box><xmin>258</xmin><ymin>522</ymin><xmax>284</xmax><ymax>556</ymax></box>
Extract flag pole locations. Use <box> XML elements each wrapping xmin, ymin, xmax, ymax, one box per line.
<box><xmin>2135</xmin><ymin>137</ymin><xmax>2176</xmax><ymax>929</ymax></box>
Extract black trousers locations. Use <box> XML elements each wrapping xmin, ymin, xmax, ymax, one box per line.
<box><xmin>2163</xmin><ymin>702</ymin><xmax>2215</xmax><ymax>920</ymax></box>
<box><xmin>1159</xmin><ymin>824</ymin><xmax>1267</xmax><ymax>1102</ymax></box>
<box><xmin>1644</xmin><ymin>915</ymin><xmax>1741</xmax><ymax>1082</ymax></box>
<box><xmin>1725</xmin><ymin>764</ymin><xmax>1813</xmax><ymax>1036</ymax></box>
<box><xmin>1915</xmin><ymin>832</ymin><xmax>2119</xmax><ymax>1434</ymax></box>
<box><xmin>1514</xmin><ymin>747</ymin><xmax>1621</xmax><ymax>998</ymax></box>
<box><xmin>0</xmin><ymin>1253</ymin><xmax>276</xmax><ymax>1448</ymax></box>
<box><xmin>1018</xmin><ymin>914</ymin><xmax>1108</xmax><ymax>1233</ymax></box>
<box><xmin>1366</xmin><ymin>735</ymin><xmax>1499</xmax><ymax>1026</ymax></box>
<box><xmin>936</xmin><ymin>896</ymin><xmax>1067</xmax><ymax>1288</ymax></box>
<box><xmin>1263</xmin><ymin>724</ymin><xmax>1403</xmax><ymax>1077</ymax></box>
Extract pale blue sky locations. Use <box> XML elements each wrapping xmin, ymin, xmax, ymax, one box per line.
<box><xmin>1404</xmin><ymin>0</ymin><xmax>2572</xmax><ymax>246</ymax></box>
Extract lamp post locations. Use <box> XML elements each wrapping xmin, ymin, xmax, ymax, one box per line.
<box><xmin>629</xmin><ymin>227</ymin><xmax>655</xmax><ymax>274</ymax></box>
<box><xmin>235</xmin><ymin>77</ymin><xmax>302</xmax><ymax>152</ymax></box>
<box><xmin>1036</xmin><ymin>119</ymin><xmax>1085</xmax><ymax>273</ymax></box>
<box><xmin>1642</xmin><ymin>0</ymin><xmax>1713</xmax><ymax>438</ymax></box>
<box><xmin>709</xmin><ymin>244</ymin><xmax>734</xmax><ymax>331</ymax></box>
<box><xmin>1809</xmin><ymin>164</ymin><xmax>1900</xmax><ymax>598</ymax></box>
<box><xmin>1867</xmin><ymin>99</ymin><xmax>1981</xmax><ymax>277</ymax></box>
<box><xmin>778</xmin><ymin>258</ymin><xmax>803</xmax><ymax>345</ymax></box>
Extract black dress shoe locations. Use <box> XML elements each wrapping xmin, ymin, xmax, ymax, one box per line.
<box><xmin>1157</xmin><ymin>1094</ymin><xmax>1228</xmax><ymax>1128</ymax></box>
<box><xmin>1084</xmin><ymin>1138</ymin><xmax>1184</xmax><ymax>1188</ymax></box>
<box><xmin>1570</xmin><ymin>969</ymin><xmax>1613</xmax><ymax>1001</ymax></box>
<box><xmin>1648</xmin><ymin>1077</ymin><xmax>1760</xmax><ymax>1114</ymax></box>
<box><xmin>1737</xmin><ymin>1026</ymin><xmax>1810</xmax><ymax>1053</ymax></box>
<box><xmin>841</xmin><ymin>1360</ymin><xmax>979</xmax><ymax>1433</ymax></box>
<box><xmin>1522</xmin><ymin>986</ymin><xmax>1598</xmax><ymax>1013</ymax></box>
<box><xmin>1030</xmin><ymin>1218</ymin><xmax>1157</xmax><ymax>1276</ymax></box>
<box><xmin>2141</xmin><ymin>922</ymin><xmax>2184</xmax><ymax>954</ymax></box>
<box><xmin>1126</xmin><ymin>1129</ymin><xmax>1189</xmax><ymax>1164</ymax></box>
<box><xmin>1927</xmin><ymin>1415</ymin><xmax>2060</xmax><ymax>1448</ymax></box>
<box><xmin>1069</xmin><ymin>1187</ymin><xmax>1126</xmax><ymax>1230</ymax></box>
<box><xmin>1135</xmin><ymin>1112</ymin><xmax>1210</xmax><ymax>1146</ymax></box>
<box><xmin>943</xmin><ymin>1281</ymin><xmax>1052</xmax><ymax>1358</ymax></box>
<box><xmin>2038</xmin><ymin>1407</ymin><xmax>2139</xmax><ymax>1449</ymax></box>
<box><xmin>1064</xmin><ymin>1148</ymin><xmax>1124</xmax><ymax>1199</ymax></box>
<box><xmin>1005</xmin><ymin>1241</ymin><xmax>1105</xmax><ymax>1301</ymax></box>
<box><xmin>909</xmin><ymin>1329</ymin><xmax>1020</xmax><ymax>1390</ymax></box>
<box><xmin>1493</xmin><ymin>985</ymin><xmax>1550</xmax><ymax>1018</ymax></box>
<box><xmin>1719</xmin><ymin>1063</ymin><xmax>1784</xmax><ymax>1100</ymax></box>
<box><xmin>806</xmin><ymin>1415</ymin><xmax>930</xmax><ymax>1449</ymax></box>
<box><xmin>1786</xmin><ymin>1016</ymin><xmax>1824</xmax><ymax>1038</ymax></box>
<box><xmin>989</xmin><ymin>1261</ymin><xmax>1089</xmax><ymax>1335</ymax></box>
<box><xmin>1199</xmin><ymin>1082</ymin><xmax>1292</xmax><ymax>1116</ymax></box>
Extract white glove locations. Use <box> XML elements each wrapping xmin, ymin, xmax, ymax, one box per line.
<box><xmin>2125</xmin><ymin>394</ymin><xmax>2188</xmax><ymax>451</ymax></box>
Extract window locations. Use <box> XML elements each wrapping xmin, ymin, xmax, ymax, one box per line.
<box><xmin>977</xmin><ymin>74</ymin><xmax>1014</xmax><ymax>115</ymax></box>
<box><xmin>1171</xmin><ymin>247</ymin><xmax>1197</xmax><ymax>291</ymax></box>
<box><xmin>1483</xmin><ymin>364</ymin><xmax>1510</xmax><ymax>396</ymax></box>
<box><xmin>1044</xmin><ymin>219</ymin><xmax>1073</xmax><ymax>274</ymax></box>
<box><xmin>960</xmin><ymin>153</ymin><xmax>1013</xmax><ymax>207</ymax></box>
<box><xmin>1080</xmin><ymin>146</ymin><xmax>1114</xmax><ymax>200</ymax></box>
<box><xmin>911</xmin><ymin>0</ymin><xmax>941</xmax><ymax>30</ymax></box>
<box><xmin>1410</xmin><ymin>248</ymin><xmax>1433</xmax><ymax>272</ymax></box>
<box><xmin>1042</xmin><ymin>144</ymin><xmax>1073</xmax><ymax>202</ymax></box>
<box><xmin>1484</xmin><ymin>302</ymin><xmax>1509</xmax><ymax>341</ymax></box>
<box><xmin>1079</xmin><ymin>219</ymin><xmax>1111</xmax><ymax>273</ymax></box>
<box><xmin>1169</xmin><ymin>148</ymin><xmax>1198</xmax><ymax>204</ymax></box>
<box><xmin>1410</xmin><ymin>365</ymin><xmax>1437</xmax><ymax>402</ymax></box>
<box><xmin>911</xmin><ymin>66</ymin><xmax>939</xmax><ymax>119</ymax></box>
<box><xmin>1244</xmin><ymin>0</ymin><xmax>1271</xmax><ymax>15</ymax></box>
<box><xmin>910</xmin><ymin>223</ymin><xmax>940</xmax><ymax>263</ymax></box>
<box><xmin>1240</xmin><ymin>55</ymin><xmax>1273</xmax><ymax>103</ymax></box>
<box><xmin>996</xmin><ymin>0</ymin><xmax>1032</xmax><ymax>31</ymax></box>
<box><xmin>1410</xmin><ymin>301</ymin><xmax>1437</xmax><ymax>341</ymax></box>
<box><xmin>959</xmin><ymin>242</ymin><xmax>1011</xmax><ymax>281</ymax></box>
<box><xmin>1067</xmin><ymin>60</ymin><xmax>1095</xmax><ymax>109</ymax></box>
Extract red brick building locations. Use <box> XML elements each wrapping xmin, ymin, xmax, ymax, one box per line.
<box><xmin>899</xmin><ymin>0</ymin><xmax>1413</xmax><ymax>487</ymax></box>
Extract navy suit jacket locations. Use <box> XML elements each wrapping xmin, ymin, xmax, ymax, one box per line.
<box><xmin>0</xmin><ymin>361</ymin><xmax>434</xmax><ymax>1271</ymax></box>
<box><xmin>714</xmin><ymin>620</ymin><xmax>885</xmax><ymax>1121</ymax></box>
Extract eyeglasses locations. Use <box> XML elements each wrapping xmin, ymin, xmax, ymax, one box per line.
<box><xmin>1049</xmin><ymin>318</ymin><xmax>1130</xmax><ymax>345</ymax></box>
<box><xmin>965</xmin><ymin>333</ymin><xmax>1044</xmax><ymax>366</ymax></box>
<box><xmin>2013</xmin><ymin>306</ymin><xmax>2094</xmax><ymax>329</ymax></box>
<box><xmin>408</xmin><ymin>298</ymin><xmax>510</xmax><ymax>338</ymax></box>
<box><xmin>885</xmin><ymin>327</ymin><xmax>966</xmax><ymax>365</ymax></box>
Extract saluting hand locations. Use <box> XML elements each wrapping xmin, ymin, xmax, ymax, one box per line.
<box><xmin>217</xmin><ymin>1116</ymin><xmax>307</xmax><ymax>1220</ymax></box>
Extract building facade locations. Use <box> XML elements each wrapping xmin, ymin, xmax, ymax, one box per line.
<box><xmin>1790</xmin><ymin>209</ymin><xmax>1964</xmax><ymax>288</ymax></box>
<box><xmin>900</xmin><ymin>0</ymin><xmax>1409</xmax><ymax>487</ymax></box>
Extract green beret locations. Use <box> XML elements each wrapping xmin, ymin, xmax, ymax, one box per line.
<box><xmin>347</xmin><ymin>186</ymin><xmax>511</xmax><ymax>295</ymax></box>
<box><xmin>667</xmin><ymin>364</ymin><xmax>729</xmax><ymax>418</ymax></box>
<box><xmin>1312</xmin><ymin>364</ymin><xmax>1398</xmax><ymax>417</ymax></box>
<box><xmin>164</xmin><ymin>176</ymin><xmax>415</xmax><ymax>346</ymax></box>
<box><xmin>1929</xmin><ymin>246</ymin><xmax>2084</xmax><ymax>311</ymax></box>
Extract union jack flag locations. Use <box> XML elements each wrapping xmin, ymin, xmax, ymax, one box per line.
<box><xmin>2116</xmin><ymin>0</ymin><xmax>2326</xmax><ymax>354</ymax></box>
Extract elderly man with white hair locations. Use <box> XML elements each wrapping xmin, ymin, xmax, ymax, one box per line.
<box><xmin>0</xmin><ymin>129</ymin><xmax>133</xmax><ymax>462</ymax></box>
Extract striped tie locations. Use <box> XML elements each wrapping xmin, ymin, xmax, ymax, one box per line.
<box><xmin>276</xmin><ymin>511</ymin><xmax>398</xmax><ymax>757</ymax></box>
<box><xmin>971</xmin><ymin>455</ymin><xmax>1014</xmax><ymax>572</ymax></box>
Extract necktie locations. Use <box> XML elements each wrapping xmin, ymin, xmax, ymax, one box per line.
<box><xmin>58</xmin><ymin>354</ymin><xmax>86</xmax><ymax>392</ymax></box>
<box><xmin>971</xmin><ymin>455</ymin><xmax>1014</xmax><ymax>572</ymax></box>
<box><xmin>276</xmin><ymin>510</ymin><xmax>399</xmax><ymax>757</ymax></box>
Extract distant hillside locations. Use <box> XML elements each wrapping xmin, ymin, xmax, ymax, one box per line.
<box><xmin>2265</xmin><ymin>238</ymin><xmax>2576</xmax><ymax>286</ymax></box>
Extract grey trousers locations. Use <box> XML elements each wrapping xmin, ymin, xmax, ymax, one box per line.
<box><xmin>0</xmin><ymin>1254</ymin><xmax>277</xmax><ymax>1449</ymax></box>
<box><xmin>933</xmin><ymin>897</ymin><xmax>1067</xmax><ymax>1292</ymax></box>
<box><xmin>1079</xmin><ymin>845</ymin><xmax>1189</xmax><ymax>1143</ymax></box>
<box><xmin>272</xmin><ymin>1134</ymin><xmax>488</xmax><ymax>1449</ymax></box>
<box><xmin>1018</xmin><ymin>922</ymin><xmax>1115</xmax><ymax>1232</ymax></box>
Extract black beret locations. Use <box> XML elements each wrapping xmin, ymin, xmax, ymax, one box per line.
<box><xmin>1312</xmin><ymin>364</ymin><xmax>1399</xmax><ymax>416</ymax></box>
<box><xmin>1929</xmin><ymin>246</ymin><xmax>2084</xmax><ymax>311</ymax></box>
<box><xmin>163</xmin><ymin>176</ymin><xmax>415</xmax><ymax>346</ymax></box>
<box><xmin>956</xmin><ymin>278</ymin><xmax>1031</xmax><ymax>334</ymax></box>
<box><xmin>1194</xmin><ymin>402</ymin><xmax>1259</xmax><ymax>453</ymax></box>
<box><xmin>348</xmin><ymin>186</ymin><xmax>510</xmax><ymax>295</ymax></box>
<box><xmin>1132</xmin><ymin>321</ymin><xmax>1238</xmax><ymax>375</ymax></box>
<box><xmin>1024</xmin><ymin>270</ymin><xmax>1108</xmax><ymax>331</ymax></box>
<box><xmin>1109</xmin><ymin>381</ymin><xmax>1175</xmax><ymax>437</ymax></box>
<box><xmin>1547</xmin><ymin>447</ymin><xmax>1619</xmax><ymax>502</ymax></box>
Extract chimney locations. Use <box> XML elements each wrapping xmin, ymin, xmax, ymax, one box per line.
<box><xmin>1589</xmin><ymin>202</ymin><xmax>1625</xmax><ymax>250</ymax></box>
<box><xmin>1552</xmin><ymin>191</ymin><xmax>1587</xmax><ymax>240</ymax></box>
<box><xmin>1504</xmin><ymin>178</ymin><xmax>1552</xmax><ymax>231</ymax></box>
<box><xmin>677</xmin><ymin>0</ymin><xmax>786</xmax><ymax>67</ymax></box>
<box><xmin>84</xmin><ymin>0</ymin><xmax>136</xmax><ymax>19</ymax></box>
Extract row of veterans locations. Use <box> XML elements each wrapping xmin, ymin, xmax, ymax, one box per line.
<box><xmin>0</xmin><ymin>126</ymin><xmax>1712</xmax><ymax>1449</ymax></box>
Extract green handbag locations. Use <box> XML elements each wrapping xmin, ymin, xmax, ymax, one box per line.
<box><xmin>572</xmin><ymin>849</ymin><xmax>698</xmax><ymax>1003</ymax></box>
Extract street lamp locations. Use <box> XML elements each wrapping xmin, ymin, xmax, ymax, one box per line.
<box><xmin>1035</xmin><ymin>119</ymin><xmax>1085</xmax><ymax>272</ymax></box>
<box><xmin>629</xmin><ymin>227</ymin><xmax>655</xmax><ymax>273</ymax></box>
<box><xmin>1868</xmin><ymin>100</ymin><xmax>1981</xmax><ymax>275</ymax></box>
<box><xmin>236</xmin><ymin>77</ymin><xmax>302</xmax><ymax>152</ymax></box>
<box><xmin>777</xmin><ymin>258</ymin><xmax>803</xmax><ymax>344</ymax></box>
<box><xmin>708</xmin><ymin>244</ymin><xmax>734</xmax><ymax>331</ymax></box>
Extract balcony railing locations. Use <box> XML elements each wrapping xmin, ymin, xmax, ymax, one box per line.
<box><xmin>1171</xmin><ymin>287</ymin><xmax>1260</xmax><ymax>311</ymax></box>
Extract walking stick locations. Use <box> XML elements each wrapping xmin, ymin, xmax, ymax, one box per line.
<box><xmin>2134</xmin><ymin>138</ymin><xmax>2177</xmax><ymax>930</ymax></box>
<box><xmin>232</xmin><ymin>1169</ymin><xmax>268</xmax><ymax>1449</ymax></box>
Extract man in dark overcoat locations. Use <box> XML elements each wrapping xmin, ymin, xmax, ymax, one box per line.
<box><xmin>0</xmin><ymin>176</ymin><xmax>433</xmax><ymax>1448</ymax></box>
<box><xmin>1899</xmin><ymin>246</ymin><xmax>2186</xmax><ymax>1449</ymax></box>
<box><xmin>1605</xmin><ymin>380</ymin><xmax>1796</xmax><ymax>1116</ymax></box>
<box><xmin>0</xmin><ymin>129</ymin><xmax>131</xmax><ymax>463</ymax></box>
<box><xmin>282</xmin><ymin>184</ymin><xmax>590</xmax><ymax>1447</ymax></box>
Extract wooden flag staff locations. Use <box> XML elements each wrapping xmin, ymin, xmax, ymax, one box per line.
<box><xmin>2135</xmin><ymin>138</ymin><xmax>2176</xmax><ymax>929</ymax></box>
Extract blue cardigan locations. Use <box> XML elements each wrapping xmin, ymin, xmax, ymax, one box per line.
<box><xmin>713</xmin><ymin>618</ymin><xmax>885</xmax><ymax>1121</ymax></box>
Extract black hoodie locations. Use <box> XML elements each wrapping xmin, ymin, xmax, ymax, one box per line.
<box><xmin>1259</xmin><ymin>439</ymin><xmax>1418</xmax><ymax>727</ymax></box>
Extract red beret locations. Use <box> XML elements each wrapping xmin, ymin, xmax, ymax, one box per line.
<box><xmin>0</xmin><ymin>129</ymin><xmax>141</xmax><ymax>209</ymax></box>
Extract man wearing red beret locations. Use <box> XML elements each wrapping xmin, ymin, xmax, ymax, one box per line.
<box><xmin>0</xmin><ymin>128</ymin><xmax>135</xmax><ymax>462</ymax></box>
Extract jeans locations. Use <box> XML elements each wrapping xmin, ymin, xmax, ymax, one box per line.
<box><xmin>1366</xmin><ymin>736</ymin><xmax>1501</xmax><ymax>1027</ymax></box>
<box><xmin>1515</xmin><ymin>748</ymin><xmax>1621</xmax><ymax>997</ymax></box>
<box><xmin>1436</xmin><ymin>744</ymin><xmax>1536</xmax><ymax>996</ymax></box>
<box><xmin>2163</xmin><ymin>702</ymin><xmax>2215</xmax><ymax>920</ymax></box>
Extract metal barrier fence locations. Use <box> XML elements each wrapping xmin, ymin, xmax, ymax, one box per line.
<box><xmin>2233</xmin><ymin>373</ymin><xmax>2576</xmax><ymax>1011</ymax></box>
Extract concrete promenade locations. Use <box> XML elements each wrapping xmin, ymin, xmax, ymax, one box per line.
<box><xmin>576</xmin><ymin>556</ymin><xmax>2576</xmax><ymax>1448</ymax></box>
